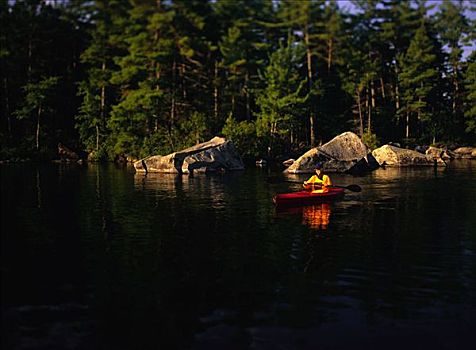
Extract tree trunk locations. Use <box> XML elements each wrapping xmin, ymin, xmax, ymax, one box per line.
<box><xmin>36</xmin><ymin>104</ymin><xmax>42</xmax><ymax>151</ymax></box>
<box><xmin>171</xmin><ymin>58</ymin><xmax>176</xmax><ymax>130</ymax></box>
<box><xmin>231</xmin><ymin>95</ymin><xmax>235</xmax><ymax>116</ymax></box>
<box><xmin>371</xmin><ymin>80</ymin><xmax>376</xmax><ymax>108</ymax></box>
<box><xmin>28</xmin><ymin>33</ymin><xmax>32</xmax><ymax>79</ymax></box>
<box><xmin>327</xmin><ymin>38</ymin><xmax>332</xmax><ymax>73</ymax></box>
<box><xmin>357</xmin><ymin>90</ymin><xmax>363</xmax><ymax>138</ymax></box>
<box><xmin>214</xmin><ymin>60</ymin><xmax>218</xmax><ymax>122</ymax></box>
<box><xmin>394</xmin><ymin>65</ymin><xmax>400</xmax><ymax>110</ymax></box>
<box><xmin>406</xmin><ymin>111</ymin><xmax>410</xmax><ymax>139</ymax></box>
<box><xmin>395</xmin><ymin>83</ymin><xmax>400</xmax><ymax>110</ymax></box>
<box><xmin>231</xmin><ymin>67</ymin><xmax>236</xmax><ymax>116</ymax></box>
<box><xmin>380</xmin><ymin>77</ymin><xmax>385</xmax><ymax>99</ymax></box>
<box><xmin>305</xmin><ymin>29</ymin><xmax>315</xmax><ymax>146</ymax></box>
<box><xmin>245</xmin><ymin>72</ymin><xmax>250</xmax><ymax>121</ymax></box>
<box><xmin>365</xmin><ymin>85</ymin><xmax>370</xmax><ymax>132</ymax></box>
<box><xmin>367</xmin><ymin>98</ymin><xmax>371</xmax><ymax>133</ymax></box>
<box><xmin>453</xmin><ymin>66</ymin><xmax>459</xmax><ymax>113</ymax></box>
<box><xmin>181</xmin><ymin>63</ymin><xmax>186</xmax><ymax>100</ymax></box>
<box><xmin>369</xmin><ymin>80</ymin><xmax>375</xmax><ymax>133</ymax></box>
<box><xmin>100</xmin><ymin>62</ymin><xmax>106</xmax><ymax>119</ymax></box>
<box><xmin>98</xmin><ymin>61</ymin><xmax>106</xmax><ymax>151</ymax></box>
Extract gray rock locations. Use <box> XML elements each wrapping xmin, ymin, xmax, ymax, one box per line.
<box><xmin>452</xmin><ymin>147</ymin><xmax>476</xmax><ymax>159</ymax></box>
<box><xmin>285</xmin><ymin>131</ymin><xmax>373</xmax><ymax>173</ymax></box>
<box><xmin>372</xmin><ymin>144</ymin><xmax>444</xmax><ymax>166</ymax></box>
<box><xmin>134</xmin><ymin>136</ymin><xmax>244</xmax><ymax>174</ymax></box>
<box><xmin>282</xmin><ymin>159</ymin><xmax>295</xmax><ymax>167</ymax></box>
<box><xmin>182</xmin><ymin>141</ymin><xmax>244</xmax><ymax>173</ymax></box>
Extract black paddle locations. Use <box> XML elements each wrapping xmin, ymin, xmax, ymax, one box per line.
<box><xmin>266</xmin><ymin>176</ymin><xmax>362</xmax><ymax>192</ymax></box>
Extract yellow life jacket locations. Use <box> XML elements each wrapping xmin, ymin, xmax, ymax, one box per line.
<box><xmin>303</xmin><ymin>174</ymin><xmax>332</xmax><ymax>192</ymax></box>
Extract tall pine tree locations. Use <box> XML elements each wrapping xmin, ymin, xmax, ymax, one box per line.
<box><xmin>398</xmin><ymin>23</ymin><xmax>439</xmax><ymax>142</ymax></box>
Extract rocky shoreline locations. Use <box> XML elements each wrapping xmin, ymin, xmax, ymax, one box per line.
<box><xmin>1</xmin><ymin>135</ymin><xmax>475</xmax><ymax>170</ymax></box>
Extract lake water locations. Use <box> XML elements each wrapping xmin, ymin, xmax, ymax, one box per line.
<box><xmin>2</xmin><ymin>162</ymin><xmax>476</xmax><ymax>350</ymax></box>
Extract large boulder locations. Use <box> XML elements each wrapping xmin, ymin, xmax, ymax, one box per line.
<box><xmin>372</xmin><ymin>144</ymin><xmax>445</xmax><ymax>166</ymax></box>
<box><xmin>285</xmin><ymin>131</ymin><xmax>378</xmax><ymax>173</ymax></box>
<box><xmin>134</xmin><ymin>136</ymin><xmax>244</xmax><ymax>174</ymax></box>
<box><xmin>452</xmin><ymin>147</ymin><xmax>476</xmax><ymax>159</ymax></box>
<box><xmin>181</xmin><ymin>141</ymin><xmax>244</xmax><ymax>173</ymax></box>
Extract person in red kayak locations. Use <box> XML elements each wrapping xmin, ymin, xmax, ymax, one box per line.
<box><xmin>303</xmin><ymin>164</ymin><xmax>332</xmax><ymax>193</ymax></box>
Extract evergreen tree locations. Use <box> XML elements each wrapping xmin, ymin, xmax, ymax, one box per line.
<box><xmin>339</xmin><ymin>36</ymin><xmax>370</xmax><ymax>139</ymax></box>
<box><xmin>314</xmin><ymin>1</ymin><xmax>349</xmax><ymax>141</ymax></box>
<box><xmin>0</xmin><ymin>0</ymin><xmax>12</xmax><ymax>138</ymax></box>
<box><xmin>347</xmin><ymin>0</ymin><xmax>385</xmax><ymax>144</ymax></box>
<box><xmin>77</xmin><ymin>0</ymin><xmax>130</xmax><ymax>159</ymax></box>
<box><xmin>398</xmin><ymin>23</ymin><xmax>439</xmax><ymax>142</ymax></box>
<box><xmin>1</xmin><ymin>0</ymin><xmax>86</xmax><ymax>158</ymax></box>
<box><xmin>256</xmin><ymin>39</ymin><xmax>308</xmax><ymax>156</ymax></box>
<box><xmin>13</xmin><ymin>76</ymin><xmax>60</xmax><ymax>152</ymax></box>
<box><xmin>380</xmin><ymin>0</ymin><xmax>422</xmax><ymax>139</ymax></box>
<box><xmin>276</xmin><ymin>0</ymin><xmax>322</xmax><ymax>145</ymax></box>
<box><xmin>464</xmin><ymin>52</ymin><xmax>476</xmax><ymax>137</ymax></box>
<box><xmin>215</xmin><ymin>0</ymin><xmax>273</xmax><ymax>124</ymax></box>
<box><xmin>109</xmin><ymin>0</ymin><xmax>176</xmax><ymax>157</ymax></box>
<box><xmin>1</xmin><ymin>0</ymin><xmax>472</xmax><ymax>161</ymax></box>
<box><xmin>435</xmin><ymin>0</ymin><xmax>470</xmax><ymax>140</ymax></box>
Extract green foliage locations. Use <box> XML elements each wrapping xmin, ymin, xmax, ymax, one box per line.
<box><xmin>14</xmin><ymin>77</ymin><xmax>60</xmax><ymax>120</ymax></box>
<box><xmin>255</xmin><ymin>39</ymin><xmax>308</xmax><ymax>155</ymax></box>
<box><xmin>464</xmin><ymin>53</ymin><xmax>476</xmax><ymax>136</ymax></box>
<box><xmin>362</xmin><ymin>130</ymin><xmax>379</xmax><ymax>150</ymax></box>
<box><xmin>179</xmin><ymin>112</ymin><xmax>209</xmax><ymax>147</ymax></box>
<box><xmin>222</xmin><ymin>115</ymin><xmax>259</xmax><ymax>158</ymax></box>
<box><xmin>13</xmin><ymin>76</ymin><xmax>60</xmax><ymax>151</ymax></box>
<box><xmin>398</xmin><ymin>23</ymin><xmax>440</xmax><ymax>139</ymax></box>
<box><xmin>2</xmin><ymin>0</ymin><xmax>475</xmax><ymax>161</ymax></box>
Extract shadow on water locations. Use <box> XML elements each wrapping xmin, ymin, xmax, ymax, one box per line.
<box><xmin>1</xmin><ymin>161</ymin><xmax>476</xmax><ymax>349</ymax></box>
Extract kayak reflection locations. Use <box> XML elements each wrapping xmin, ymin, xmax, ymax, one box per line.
<box><xmin>277</xmin><ymin>203</ymin><xmax>332</xmax><ymax>230</ymax></box>
<box><xmin>302</xmin><ymin>203</ymin><xmax>331</xmax><ymax>230</ymax></box>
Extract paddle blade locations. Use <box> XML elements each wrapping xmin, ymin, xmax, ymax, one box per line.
<box><xmin>345</xmin><ymin>184</ymin><xmax>362</xmax><ymax>192</ymax></box>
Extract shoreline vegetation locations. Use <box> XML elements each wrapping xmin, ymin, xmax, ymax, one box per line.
<box><xmin>1</xmin><ymin>1</ymin><xmax>475</xmax><ymax>164</ymax></box>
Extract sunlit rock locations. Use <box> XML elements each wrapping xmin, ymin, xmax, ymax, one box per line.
<box><xmin>282</xmin><ymin>159</ymin><xmax>295</xmax><ymax>167</ymax></box>
<box><xmin>372</xmin><ymin>144</ymin><xmax>443</xmax><ymax>166</ymax></box>
<box><xmin>134</xmin><ymin>136</ymin><xmax>244</xmax><ymax>174</ymax></box>
<box><xmin>425</xmin><ymin>146</ymin><xmax>454</xmax><ymax>160</ymax></box>
<box><xmin>453</xmin><ymin>147</ymin><xmax>476</xmax><ymax>159</ymax></box>
<box><xmin>284</xmin><ymin>131</ymin><xmax>376</xmax><ymax>173</ymax></box>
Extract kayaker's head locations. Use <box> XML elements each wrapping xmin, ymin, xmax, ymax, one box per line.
<box><xmin>315</xmin><ymin>164</ymin><xmax>323</xmax><ymax>177</ymax></box>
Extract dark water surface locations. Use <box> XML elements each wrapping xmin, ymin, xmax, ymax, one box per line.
<box><xmin>2</xmin><ymin>162</ymin><xmax>476</xmax><ymax>350</ymax></box>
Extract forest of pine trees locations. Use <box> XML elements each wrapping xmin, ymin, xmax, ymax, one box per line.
<box><xmin>1</xmin><ymin>0</ymin><xmax>475</xmax><ymax>162</ymax></box>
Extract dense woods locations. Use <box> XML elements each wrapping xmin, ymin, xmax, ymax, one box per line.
<box><xmin>1</xmin><ymin>0</ymin><xmax>475</xmax><ymax>162</ymax></box>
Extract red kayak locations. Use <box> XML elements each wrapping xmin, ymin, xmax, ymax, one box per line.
<box><xmin>273</xmin><ymin>188</ymin><xmax>345</xmax><ymax>206</ymax></box>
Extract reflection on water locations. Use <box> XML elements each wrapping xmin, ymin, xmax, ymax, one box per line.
<box><xmin>302</xmin><ymin>204</ymin><xmax>331</xmax><ymax>230</ymax></box>
<box><xmin>1</xmin><ymin>162</ymin><xmax>476</xmax><ymax>349</ymax></box>
<box><xmin>277</xmin><ymin>203</ymin><xmax>332</xmax><ymax>230</ymax></box>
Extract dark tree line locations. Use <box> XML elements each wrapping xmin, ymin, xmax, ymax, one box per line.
<box><xmin>1</xmin><ymin>0</ymin><xmax>475</xmax><ymax>161</ymax></box>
